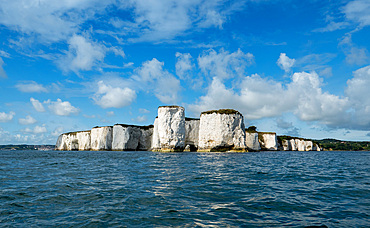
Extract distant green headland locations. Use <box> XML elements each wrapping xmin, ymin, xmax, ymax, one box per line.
<box><xmin>0</xmin><ymin>145</ymin><xmax>54</xmax><ymax>151</ymax></box>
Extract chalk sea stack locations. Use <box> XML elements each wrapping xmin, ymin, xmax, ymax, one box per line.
<box><xmin>198</xmin><ymin>109</ymin><xmax>247</xmax><ymax>152</ymax></box>
<box><xmin>258</xmin><ymin>132</ymin><xmax>279</xmax><ymax>151</ymax></box>
<box><xmin>151</xmin><ymin>106</ymin><xmax>186</xmax><ymax>152</ymax></box>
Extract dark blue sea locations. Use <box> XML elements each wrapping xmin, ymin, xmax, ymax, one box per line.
<box><xmin>0</xmin><ymin>150</ymin><xmax>369</xmax><ymax>227</ymax></box>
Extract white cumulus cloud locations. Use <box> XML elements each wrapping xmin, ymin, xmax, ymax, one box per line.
<box><xmin>18</xmin><ymin>115</ymin><xmax>37</xmax><ymax>125</ymax></box>
<box><xmin>0</xmin><ymin>111</ymin><xmax>15</xmax><ymax>122</ymax></box>
<box><xmin>58</xmin><ymin>34</ymin><xmax>106</xmax><ymax>73</ymax></box>
<box><xmin>33</xmin><ymin>125</ymin><xmax>47</xmax><ymax>134</ymax></box>
<box><xmin>289</xmin><ymin>72</ymin><xmax>349</xmax><ymax>124</ymax></box>
<box><xmin>0</xmin><ymin>0</ymin><xmax>113</xmax><ymax>43</ymax></box>
<box><xmin>23</xmin><ymin>125</ymin><xmax>47</xmax><ymax>134</ymax></box>
<box><xmin>277</xmin><ymin>53</ymin><xmax>295</xmax><ymax>73</ymax></box>
<box><xmin>345</xmin><ymin>65</ymin><xmax>370</xmax><ymax>129</ymax></box>
<box><xmin>47</xmin><ymin>99</ymin><xmax>79</xmax><ymax>116</ymax></box>
<box><xmin>30</xmin><ymin>97</ymin><xmax>46</xmax><ymax>112</ymax></box>
<box><xmin>124</xmin><ymin>0</ymin><xmax>239</xmax><ymax>42</ymax></box>
<box><xmin>94</xmin><ymin>81</ymin><xmax>136</xmax><ymax>109</ymax></box>
<box><xmin>134</xmin><ymin>58</ymin><xmax>181</xmax><ymax>103</ymax></box>
<box><xmin>198</xmin><ymin>48</ymin><xmax>254</xmax><ymax>80</ymax></box>
<box><xmin>175</xmin><ymin>52</ymin><xmax>194</xmax><ymax>80</ymax></box>
<box><xmin>16</xmin><ymin>81</ymin><xmax>48</xmax><ymax>93</ymax></box>
<box><xmin>189</xmin><ymin>71</ymin><xmax>349</xmax><ymax>127</ymax></box>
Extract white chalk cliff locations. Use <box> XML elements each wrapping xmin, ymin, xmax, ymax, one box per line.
<box><xmin>280</xmin><ymin>138</ymin><xmax>321</xmax><ymax>151</ymax></box>
<box><xmin>112</xmin><ymin>125</ymin><xmax>141</xmax><ymax>150</ymax></box>
<box><xmin>91</xmin><ymin>126</ymin><xmax>113</xmax><ymax>151</ymax></box>
<box><xmin>185</xmin><ymin>118</ymin><xmax>200</xmax><ymax>151</ymax></box>
<box><xmin>55</xmin><ymin>131</ymin><xmax>91</xmax><ymax>151</ymax></box>
<box><xmin>112</xmin><ymin>124</ymin><xmax>153</xmax><ymax>151</ymax></box>
<box><xmin>76</xmin><ymin>131</ymin><xmax>91</xmax><ymax>150</ymax></box>
<box><xmin>56</xmin><ymin>106</ymin><xmax>321</xmax><ymax>152</ymax></box>
<box><xmin>245</xmin><ymin>132</ymin><xmax>261</xmax><ymax>151</ymax></box>
<box><xmin>258</xmin><ymin>132</ymin><xmax>278</xmax><ymax>151</ymax></box>
<box><xmin>138</xmin><ymin>126</ymin><xmax>153</xmax><ymax>151</ymax></box>
<box><xmin>198</xmin><ymin>110</ymin><xmax>246</xmax><ymax>151</ymax></box>
<box><xmin>153</xmin><ymin>106</ymin><xmax>186</xmax><ymax>151</ymax></box>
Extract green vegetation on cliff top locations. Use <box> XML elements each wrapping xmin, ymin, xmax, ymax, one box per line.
<box><xmin>245</xmin><ymin>126</ymin><xmax>257</xmax><ymax>133</ymax></box>
<box><xmin>114</xmin><ymin>124</ymin><xmax>154</xmax><ymax>130</ymax></box>
<box><xmin>201</xmin><ymin>109</ymin><xmax>242</xmax><ymax>116</ymax></box>
<box><xmin>158</xmin><ymin>105</ymin><xmax>184</xmax><ymax>109</ymax></box>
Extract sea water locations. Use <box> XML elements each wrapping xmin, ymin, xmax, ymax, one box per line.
<box><xmin>0</xmin><ymin>150</ymin><xmax>369</xmax><ymax>227</ymax></box>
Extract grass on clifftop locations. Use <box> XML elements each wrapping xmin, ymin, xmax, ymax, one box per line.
<box><xmin>277</xmin><ymin>135</ymin><xmax>305</xmax><ymax>141</ymax></box>
<box><xmin>64</xmin><ymin>130</ymin><xmax>91</xmax><ymax>135</ymax></box>
<box><xmin>245</xmin><ymin>126</ymin><xmax>257</xmax><ymax>133</ymax></box>
<box><xmin>201</xmin><ymin>109</ymin><xmax>242</xmax><ymax>116</ymax></box>
<box><xmin>158</xmin><ymin>105</ymin><xmax>184</xmax><ymax>109</ymax></box>
<box><xmin>114</xmin><ymin>124</ymin><xmax>154</xmax><ymax>130</ymax></box>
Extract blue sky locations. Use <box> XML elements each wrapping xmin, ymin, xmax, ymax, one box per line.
<box><xmin>1</xmin><ymin>0</ymin><xmax>370</xmax><ymax>144</ymax></box>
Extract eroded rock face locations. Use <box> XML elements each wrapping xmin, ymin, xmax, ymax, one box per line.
<box><xmin>76</xmin><ymin>131</ymin><xmax>91</xmax><ymax>150</ymax></box>
<box><xmin>245</xmin><ymin>132</ymin><xmax>261</xmax><ymax>151</ymax></box>
<box><xmin>55</xmin><ymin>133</ymin><xmax>78</xmax><ymax>150</ymax></box>
<box><xmin>55</xmin><ymin>134</ymin><xmax>65</xmax><ymax>150</ymax></box>
<box><xmin>295</xmin><ymin>139</ymin><xmax>306</xmax><ymax>151</ymax></box>
<box><xmin>151</xmin><ymin>118</ymin><xmax>160</xmax><ymax>151</ymax></box>
<box><xmin>185</xmin><ymin>118</ymin><xmax>200</xmax><ymax>151</ymax></box>
<box><xmin>91</xmin><ymin>126</ymin><xmax>113</xmax><ymax>151</ymax></box>
<box><xmin>305</xmin><ymin>141</ymin><xmax>313</xmax><ymax>151</ymax></box>
<box><xmin>290</xmin><ymin>139</ymin><xmax>297</xmax><ymax>151</ymax></box>
<box><xmin>112</xmin><ymin>125</ymin><xmax>141</xmax><ymax>150</ymax></box>
<box><xmin>313</xmin><ymin>143</ymin><xmax>321</xmax><ymax>151</ymax></box>
<box><xmin>282</xmin><ymin>139</ymin><xmax>291</xmax><ymax>151</ymax></box>
<box><xmin>284</xmin><ymin>138</ymin><xmax>318</xmax><ymax>151</ymax></box>
<box><xmin>198</xmin><ymin>110</ymin><xmax>246</xmax><ymax>151</ymax></box>
<box><xmin>258</xmin><ymin>132</ymin><xmax>278</xmax><ymax>150</ymax></box>
<box><xmin>138</xmin><ymin>126</ymin><xmax>153</xmax><ymax>151</ymax></box>
<box><xmin>156</xmin><ymin>106</ymin><xmax>186</xmax><ymax>151</ymax></box>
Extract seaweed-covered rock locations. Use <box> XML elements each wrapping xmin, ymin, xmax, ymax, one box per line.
<box><xmin>198</xmin><ymin>109</ymin><xmax>246</xmax><ymax>152</ymax></box>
